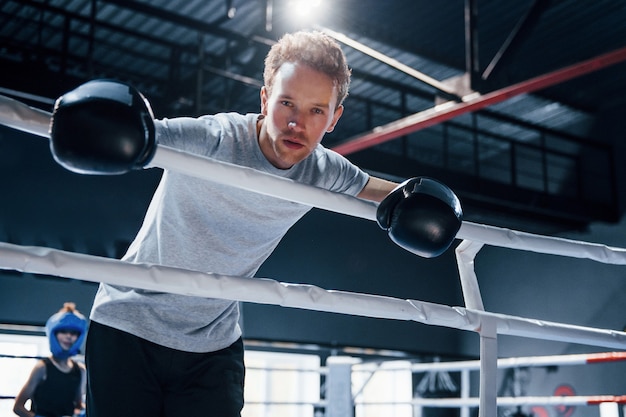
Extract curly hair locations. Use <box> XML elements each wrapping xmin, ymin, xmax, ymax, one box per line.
<box><xmin>263</xmin><ymin>31</ymin><xmax>351</xmax><ymax>108</ymax></box>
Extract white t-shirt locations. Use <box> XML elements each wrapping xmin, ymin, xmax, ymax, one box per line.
<box><xmin>90</xmin><ymin>112</ymin><xmax>369</xmax><ymax>352</ymax></box>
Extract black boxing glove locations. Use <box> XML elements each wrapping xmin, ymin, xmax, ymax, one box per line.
<box><xmin>376</xmin><ymin>177</ymin><xmax>463</xmax><ymax>258</ymax></box>
<box><xmin>49</xmin><ymin>79</ymin><xmax>156</xmax><ymax>175</ymax></box>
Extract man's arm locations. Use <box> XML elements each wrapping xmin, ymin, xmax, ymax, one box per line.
<box><xmin>357</xmin><ymin>176</ymin><xmax>398</xmax><ymax>202</ymax></box>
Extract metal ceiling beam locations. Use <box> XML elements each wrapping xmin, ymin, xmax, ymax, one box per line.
<box><xmin>331</xmin><ymin>45</ymin><xmax>626</xmax><ymax>156</ymax></box>
<box><xmin>481</xmin><ymin>0</ymin><xmax>552</xmax><ymax>81</ymax></box>
<box><xmin>321</xmin><ymin>27</ymin><xmax>461</xmax><ymax>101</ymax></box>
<box><xmin>464</xmin><ymin>0</ymin><xmax>478</xmax><ymax>78</ymax></box>
<box><xmin>13</xmin><ymin>0</ymin><xmax>274</xmax><ymax>54</ymax></box>
<box><xmin>14</xmin><ymin>0</ymin><xmax>180</xmax><ymax>49</ymax></box>
<box><xmin>99</xmin><ymin>0</ymin><xmax>274</xmax><ymax>47</ymax></box>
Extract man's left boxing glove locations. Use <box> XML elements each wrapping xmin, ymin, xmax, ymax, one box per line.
<box><xmin>376</xmin><ymin>177</ymin><xmax>463</xmax><ymax>258</ymax></box>
<box><xmin>49</xmin><ymin>79</ymin><xmax>156</xmax><ymax>175</ymax></box>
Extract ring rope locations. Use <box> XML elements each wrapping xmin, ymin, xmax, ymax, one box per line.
<box><xmin>1</xmin><ymin>241</ymin><xmax>625</xmax><ymax>350</ymax></box>
<box><xmin>353</xmin><ymin>395</ymin><xmax>626</xmax><ymax>408</ymax></box>
<box><xmin>2</xmin><ymin>93</ymin><xmax>626</xmax><ymax>265</ymax></box>
<box><xmin>351</xmin><ymin>351</ymin><xmax>626</xmax><ymax>373</ymax></box>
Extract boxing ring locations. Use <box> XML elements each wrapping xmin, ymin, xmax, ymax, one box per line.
<box><xmin>2</xmin><ymin>94</ymin><xmax>626</xmax><ymax>417</ymax></box>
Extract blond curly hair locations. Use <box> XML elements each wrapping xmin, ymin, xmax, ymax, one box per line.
<box><xmin>263</xmin><ymin>31</ymin><xmax>351</xmax><ymax>108</ymax></box>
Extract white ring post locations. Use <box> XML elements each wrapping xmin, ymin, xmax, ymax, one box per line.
<box><xmin>479</xmin><ymin>317</ymin><xmax>498</xmax><ymax>417</ymax></box>
<box><xmin>599</xmin><ymin>402</ymin><xmax>620</xmax><ymax>417</ymax></box>
<box><xmin>460</xmin><ymin>369</ymin><xmax>470</xmax><ymax>417</ymax></box>
<box><xmin>326</xmin><ymin>357</ymin><xmax>356</xmax><ymax>417</ymax></box>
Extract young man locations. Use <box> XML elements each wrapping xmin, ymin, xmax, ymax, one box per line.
<box><xmin>74</xmin><ymin>30</ymin><xmax>398</xmax><ymax>417</ymax></box>
<box><xmin>51</xmin><ymin>30</ymin><xmax>460</xmax><ymax>417</ymax></box>
<box><xmin>14</xmin><ymin>303</ymin><xmax>87</xmax><ymax>417</ymax></box>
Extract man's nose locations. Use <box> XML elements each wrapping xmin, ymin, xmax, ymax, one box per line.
<box><xmin>288</xmin><ymin>109</ymin><xmax>305</xmax><ymax>130</ymax></box>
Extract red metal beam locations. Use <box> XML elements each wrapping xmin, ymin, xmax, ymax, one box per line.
<box><xmin>332</xmin><ymin>46</ymin><xmax>626</xmax><ymax>156</ymax></box>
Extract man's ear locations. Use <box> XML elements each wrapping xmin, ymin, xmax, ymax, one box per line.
<box><xmin>260</xmin><ymin>86</ymin><xmax>268</xmax><ymax>115</ymax></box>
<box><xmin>326</xmin><ymin>104</ymin><xmax>344</xmax><ymax>133</ymax></box>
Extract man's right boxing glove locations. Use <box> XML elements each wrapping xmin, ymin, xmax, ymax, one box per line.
<box><xmin>376</xmin><ymin>177</ymin><xmax>463</xmax><ymax>258</ymax></box>
<box><xmin>49</xmin><ymin>79</ymin><xmax>156</xmax><ymax>175</ymax></box>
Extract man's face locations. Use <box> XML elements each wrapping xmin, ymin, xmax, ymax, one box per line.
<box><xmin>259</xmin><ymin>62</ymin><xmax>344</xmax><ymax>169</ymax></box>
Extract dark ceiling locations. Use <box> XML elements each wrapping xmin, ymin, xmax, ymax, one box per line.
<box><xmin>2</xmin><ymin>0</ymin><xmax>626</xmax><ymax>241</ymax></box>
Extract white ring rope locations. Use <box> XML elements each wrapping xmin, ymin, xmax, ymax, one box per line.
<box><xmin>355</xmin><ymin>395</ymin><xmax>626</xmax><ymax>408</ymax></box>
<box><xmin>0</xmin><ymin>94</ymin><xmax>51</xmax><ymax>138</ymax></box>
<box><xmin>1</xmin><ymin>241</ymin><xmax>625</xmax><ymax>350</ymax></box>
<box><xmin>150</xmin><ymin>145</ymin><xmax>380</xmax><ymax>220</ymax></box>
<box><xmin>411</xmin><ymin>351</ymin><xmax>626</xmax><ymax>372</ymax></box>
<box><xmin>2</xmin><ymin>93</ymin><xmax>626</xmax><ymax>264</ymax></box>
<box><xmin>351</xmin><ymin>351</ymin><xmax>626</xmax><ymax>373</ymax></box>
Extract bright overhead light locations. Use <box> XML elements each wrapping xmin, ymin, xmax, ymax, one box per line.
<box><xmin>287</xmin><ymin>0</ymin><xmax>325</xmax><ymax>24</ymax></box>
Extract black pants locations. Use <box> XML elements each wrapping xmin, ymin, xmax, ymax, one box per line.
<box><xmin>85</xmin><ymin>321</ymin><xmax>245</xmax><ymax>417</ymax></box>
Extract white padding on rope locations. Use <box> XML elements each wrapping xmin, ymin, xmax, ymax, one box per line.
<box><xmin>3</xmin><ymin>93</ymin><xmax>626</xmax><ymax>263</ymax></box>
<box><xmin>0</xmin><ymin>94</ymin><xmax>51</xmax><ymax>138</ymax></box>
<box><xmin>455</xmin><ymin>240</ymin><xmax>485</xmax><ymax>310</ymax></box>
<box><xmin>150</xmin><ymin>145</ymin><xmax>379</xmax><ymax>221</ymax></box>
<box><xmin>1</xmin><ymin>241</ymin><xmax>626</xmax><ymax>350</ymax></box>
<box><xmin>406</xmin><ymin>351</ymin><xmax>626</xmax><ymax>373</ymax></box>
<box><xmin>457</xmin><ymin>222</ymin><xmax>626</xmax><ymax>265</ymax></box>
<box><xmin>404</xmin><ymin>395</ymin><xmax>626</xmax><ymax>408</ymax></box>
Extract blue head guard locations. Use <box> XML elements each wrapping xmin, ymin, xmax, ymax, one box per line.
<box><xmin>45</xmin><ymin>309</ymin><xmax>88</xmax><ymax>359</ymax></box>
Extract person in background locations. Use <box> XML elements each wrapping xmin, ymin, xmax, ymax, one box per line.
<box><xmin>13</xmin><ymin>302</ymin><xmax>87</xmax><ymax>417</ymax></box>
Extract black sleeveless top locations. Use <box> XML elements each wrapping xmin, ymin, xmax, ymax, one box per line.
<box><xmin>32</xmin><ymin>358</ymin><xmax>81</xmax><ymax>417</ymax></box>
